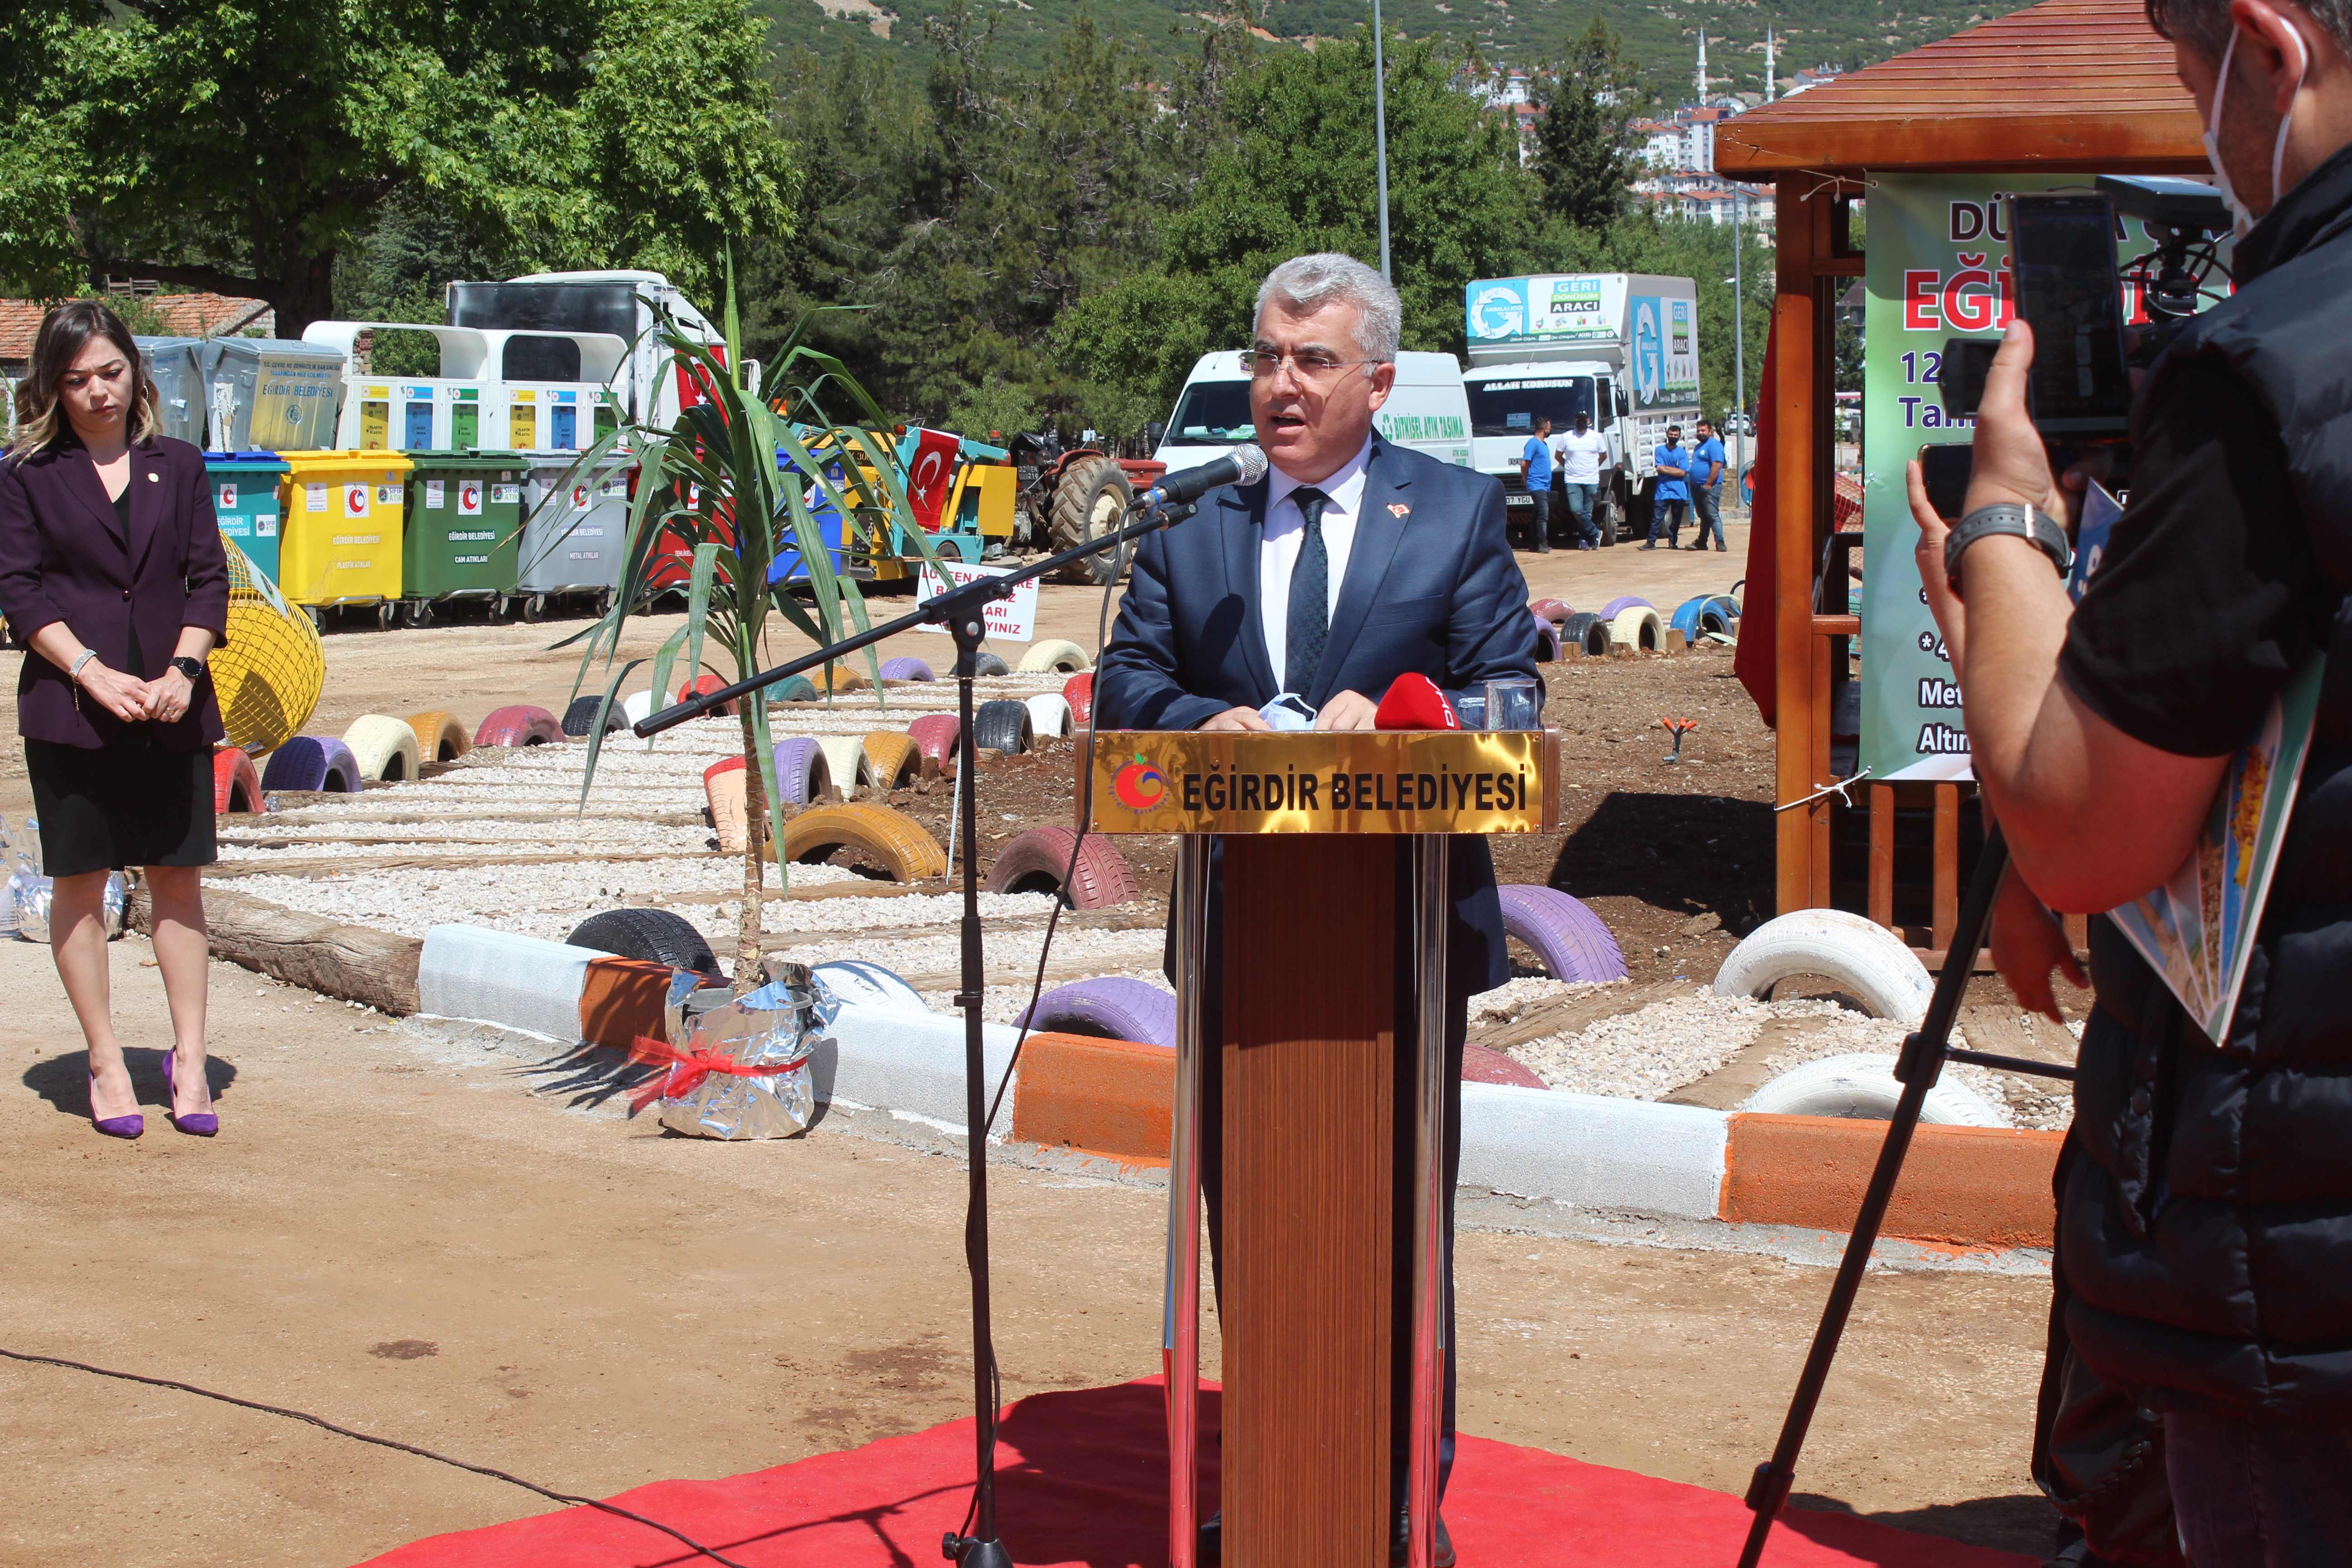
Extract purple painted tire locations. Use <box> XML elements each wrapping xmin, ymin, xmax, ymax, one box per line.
<box><xmin>259</xmin><ymin>735</ymin><xmax>360</xmax><ymax>794</ymax></box>
<box><xmin>879</xmin><ymin>657</ymin><xmax>936</xmax><ymax>682</ymax></box>
<box><xmin>1014</xmin><ymin>977</ymin><xmax>1176</xmax><ymax>1048</ymax></box>
<box><xmin>1497</xmin><ymin>885</ymin><xmax>1627</xmax><ymax>983</ymax></box>
<box><xmin>1598</xmin><ymin>595</ymin><xmax>1654</xmax><ymax>620</ymax></box>
<box><xmin>475</xmin><ymin>705</ymin><xmax>564</xmax><ymax>747</ymax></box>
<box><xmin>1532</xmin><ymin>612</ymin><xmax>1563</xmax><ymax>662</ymax></box>
<box><xmin>771</xmin><ymin>737</ymin><xmax>832</xmax><ymax>804</ymax></box>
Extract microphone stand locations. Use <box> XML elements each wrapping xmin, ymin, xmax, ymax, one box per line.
<box><xmin>636</xmin><ymin>497</ymin><xmax>1197</xmax><ymax>1568</ymax></box>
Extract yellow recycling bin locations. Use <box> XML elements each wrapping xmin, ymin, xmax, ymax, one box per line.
<box><xmin>277</xmin><ymin>451</ymin><xmax>412</xmax><ymax>628</ymax></box>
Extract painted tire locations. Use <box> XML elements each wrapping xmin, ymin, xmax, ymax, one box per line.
<box><xmin>1599</xmin><ymin>595</ymin><xmax>1654</xmax><ymax>619</ymax></box>
<box><xmin>1063</xmin><ymin>673</ymin><xmax>1094</xmax><ymax>725</ymax></box>
<box><xmin>815</xmin><ymin>735</ymin><xmax>876</xmax><ymax>798</ymax></box>
<box><xmin>1712</xmin><ymin>908</ymin><xmax>1935</xmax><ymax>1026</ymax></box>
<box><xmin>1560</xmin><ymin>612</ymin><xmax>1611</xmax><ymax>657</ymax></box>
<box><xmin>1014</xmin><ymin>976</ymin><xmax>1174</xmax><ymax>1048</ymax></box>
<box><xmin>475</xmin><ymin>705</ymin><xmax>564</xmax><ymax>747</ymax></box>
<box><xmin>566</xmin><ymin>907</ymin><xmax>720</xmax><ymax>977</ymax></box>
<box><xmin>1496</xmin><ymin>885</ymin><xmax>1627</xmax><ymax>984</ymax></box>
<box><xmin>705</xmin><ymin>760</ymin><xmax>750</xmax><ymax>854</ymax></box>
<box><xmin>674</xmin><ymin>672</ymin><xmax>738</xmax><ymax>716</ymax></box>
<box><xmin>774</xmin><ymin>675</ymin><xmax>819</xmax><ymax>703</ymax></box>
<box><xmin>1700</xmin><ymin>595</ymin><xmax>1741</xmax><ymax>636</ymax></box>
<box><xmin>1609</xmin><ymin>606</ymin><xmax>1664</xmax><ymax>651</ymax></box>
<box><xmin>974</xmin><ymin>699</ymin><xmax>1033</xmax><ymax>755</ymax></box>
<box><xmin>1532</xmin><ymin>612</ymin><xmax>1563</xmax><ymax>663</ymax></box>
<box><xmin>1669</xmin><ymin>597</ymin><xmax>1709</xmax><ymax>637</ymax></box>
<box><xmin>981</xmin><ymin>826</ymin><xmax>1139</xmax><ymax>909</ymax></box>
<box><xmin>561</xmin><ymin>695</ymin><xmax>627</xmax><ymax>737</ymax></box>
<box><xmin>1024</xmin><ymin>693</ymin><xmax>1074</xmax><ymax>739</ymax></box>
<box><xmin>1463</xmin><ymin>1044</ymin><xmax>1546</xmax><ymax>1089</ymax></box>
<box><xmin>1016</xmin><ymin>639</ymin><xmax>1091</xmax><ymax>674</ymax></box>
<box><xmin>259</xmin><ymin>735</ymin><xmax>360</xmax><ymax>794</ymax></box>
<box><xmin>406</xmin><ymin>710</ymin><xmax>472</xmax><ymax>763</ymax></box>
<box><xmin>772</xmin><ymin>737</ymin><xmax>832</xmax><ymax>804</ymax></box>
<box><xmin>907</xmin><ymin>713</ymin><xmax>960</xmax><ymax>766</ymax></box>
<box><xmin>863</xmin><ymin>732</ymin><xmax>920</xmax><ymax>790</ymax></box>
<box><xmin>973</xmin><ymin>651</ymin><xmax>1010</xmax><ymax>678</ymax></box>
<box><xmin>812</xmin><ymin>959</ymin><xmax>926</xmax><ymax>1014</ymax></box>
<box><xmin>879</xmin><ymin>657</ymin><xmax>936</xmax><ymax>682</ymax></box>
<box><xmin>704</xmin><ymin>755</ymin><xmax>747</xmax><ymax>781</ymax></box>
<box><xmin>1745</xmin><ymin>1052</ymin><xmax>2007</xmax><ymax>1127</ymax></box>
<box><xmin>621</xmin><ymin>690</ymin><xmax>655</xmax><ymax>727</ymax></box>
<box><xmin>211</xmin><ymin>747</ymin><xmax>263</xmax><ymax>813</ymax></box>
<box><xmin>343</xmin><ymin>714</ymin><xmax>422</xmax><ymax>783</ymax></box>
<box><xmin>778</xmin><ymin>803</ymin><xmax>948</xmax><ymax>881</ymax></box>
<box><xmin>1528</xmin><ymin>598</ymin><xmax>1573</xmax><ymax>626</ymax></box>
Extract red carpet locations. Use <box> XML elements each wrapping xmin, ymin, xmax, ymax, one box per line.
<box><xmin>361</xmin><ymin>1380</ymin><xmax>2034</xmax><ymax>1567</ymax></box>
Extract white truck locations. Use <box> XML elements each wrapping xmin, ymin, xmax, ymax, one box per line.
<box><xmin>1460</xmin><ymin>273</ymin><xmax>1702</xmax><ymax>544</ymax></box>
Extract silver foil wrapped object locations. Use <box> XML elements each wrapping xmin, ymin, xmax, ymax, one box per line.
<box><xmin>642</xmin><ymin>964</ymin><xmax>839</xmax><ymax>1139</ymax></box>
<box><xmin>9</xmin><ymin>869</ymin><xmax>127</xmax><ymax>944</ymax></box>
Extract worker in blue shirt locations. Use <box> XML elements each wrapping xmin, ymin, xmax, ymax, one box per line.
<box><xmin>1642</xmin><ymin>425</ymin><xmax>1690</xmax><ymax>550</ymax></box>
<box><xmin>1688</xmin><ymin>419</ymin><xmax>1728</xmax><ymax>552</ymax></box>
<box><xmin>1517</xmin><ymin>413</ymin><xmax>1554</xmax><ymax>554</ymax></box>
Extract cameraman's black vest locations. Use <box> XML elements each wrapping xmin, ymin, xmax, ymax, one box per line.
<box><xmin>2061</xmin><ymin>161</ymin><xmax>2352</xmax><ymax>1423</ymax></box>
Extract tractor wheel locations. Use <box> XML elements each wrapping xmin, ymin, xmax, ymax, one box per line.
<box><xmin>1047</xmin><ymin>456</ymin><xmax>1135</xmax><ymax>585</ymax></box>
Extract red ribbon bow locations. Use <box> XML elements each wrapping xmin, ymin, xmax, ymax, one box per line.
<box><xmin>627</xmin><ymin>1034</ymin><xmax>810</xmax><ymax>1114</ymax></box>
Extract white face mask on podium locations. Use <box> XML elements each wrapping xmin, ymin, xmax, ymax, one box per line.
<box><xmin>2205</xmin><ymin>22</ymin><xmax>2311</xmax><ymax>238</ymax></box>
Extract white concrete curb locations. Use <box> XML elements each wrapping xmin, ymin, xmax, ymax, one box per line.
<box><xmin>820</xmin><ymin>1002</ymin><xmax>1022</xmax><ymax>1141</ymax></box>
<box><xmin>1460</xmin><ymin>1083</ymin><xmax>1728</xmax><ymax>1221</ymax></box>
<box><xmin>419</xmin><ymin>925</ymin><xmax>601</xmax><ymax>1044</ymax></box>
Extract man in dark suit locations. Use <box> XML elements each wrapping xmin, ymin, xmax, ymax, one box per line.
<box><xmin>1096</xmin><ymin>252</ymin><xmax>1535</xmax><ymax>1566</ymax></box>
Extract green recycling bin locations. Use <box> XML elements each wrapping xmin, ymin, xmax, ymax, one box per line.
<box><xmin>205</xmin><ymin>451</ymin><xmax>290</xmax><ymax>583</ymax></box>
<box><xmin>400</xmin><ymin>451</ymin><xmax>525</xmax><ymax>626</ymax></box>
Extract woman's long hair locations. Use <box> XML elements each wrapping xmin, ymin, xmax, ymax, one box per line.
<box><xmin>7</xmin><ymin>299</ymin><xmax>161</xmax><ymax>459</ymax></box>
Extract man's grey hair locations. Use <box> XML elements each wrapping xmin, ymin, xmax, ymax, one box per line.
<box><xmin>1254</xmin><ymin>253</ymin><xmax>1401</xmax><ymax>372</ymax></box>
<box><xmin>2148</xmin><ymin>0</ymin><xmax>2352</xmax><ymax>59</ymax></box>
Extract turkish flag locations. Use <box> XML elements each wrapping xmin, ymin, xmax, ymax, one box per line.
<box><xmin>902</xmin><ymin>428</ymin><xmax>960</xmax><ymax>532</ymax></box>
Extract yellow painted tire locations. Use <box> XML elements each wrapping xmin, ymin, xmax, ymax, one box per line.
<box><xmin>814</xmin><ymin>735</ymin><xmax>876</xmax><ymax>798</ymax></box>
<box><xmin>863</xmin><ymin>732</ymin><xmax>920</xmax><ymax>790</ymax></box>
<box><xmin>1016</xmin><ymin>638</ymin><xmax>1091</xmax><ymax>674</ymax></box>
<box><xmin>211</xmin><ymin>534</ymin><xmax>325</xmax><ymax>754</ymax></box>
<box><xmin>775</xmin><ymin>803</ymin><xmax>947</xmax><ymax>881</ymax></box>
<box><xmin>406</xmin><ymin>710</ymin><xmax>472</xmax><ymax>763</ymax></box>
<box><xmin>343</xmin><ymin>714</ymin><xmax>422</xmax><ymax>784</ymax></box>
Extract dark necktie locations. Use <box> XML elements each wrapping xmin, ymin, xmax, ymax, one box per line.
<box><xmin>1285</xmin><ymin>487</ymin><xmax>1330</xmax><ymax>696</ymax></box>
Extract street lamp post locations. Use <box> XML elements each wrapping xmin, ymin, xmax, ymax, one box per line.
<box><xmin>1731</xmin><ymin>186</ymin><xmax>1747</xmax><ymax>509</ymax></box>
<box><xmin>1373</xmin><ymin>0</ymin><xmax>1392</xmax><ymax>281</ymax></box>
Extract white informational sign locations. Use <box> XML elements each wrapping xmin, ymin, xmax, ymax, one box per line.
<box><xmin>914</xmin><ymin>559</ymin><xmax>1037</xmax><ymax>643</ymax></box>
<box><xmin>306</xmin><ymin>482</ymin><xmax>328</xmax><ymax>513</ymax></box>
<box><xmin>425</xmin><ymin>479</ymin><xmax>445</xmax><ymax>510</ymax></box>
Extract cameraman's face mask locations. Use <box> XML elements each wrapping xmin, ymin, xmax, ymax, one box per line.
<box><xmin>2205</xmin><ymin>22</ymin><xmax>2311</xmax><ymax>237</ymax></box>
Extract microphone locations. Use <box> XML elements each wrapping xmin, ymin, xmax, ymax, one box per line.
<box><xmin>1142</xmin><ymin>444</ymin><xmax>1267</xmax><ymax>508</ymax></box>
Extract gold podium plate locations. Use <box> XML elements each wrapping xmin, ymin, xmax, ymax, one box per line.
<box><xmin>1085</xmin><ymin>730</ymin><xmax>1559</xmax><ymax>834</ymax></box>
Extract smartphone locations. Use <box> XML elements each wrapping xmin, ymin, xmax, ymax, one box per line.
<box><xmin>1917</xmin><ymin>444</ymin><xmax>1973</xmax><ymax>520</ymax></box>
<box><xmin>1939</xmin><ymin>338</ymin><xmax>1997</xmax><ymax>421</ymax></box>
<box><xmin>2008</xmin><ymin>194</ymin><xmax>2132</xmax><ymax>437</ymax></box>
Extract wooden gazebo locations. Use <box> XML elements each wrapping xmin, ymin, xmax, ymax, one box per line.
<box><xmin>1717</xmin><ymin>0</ymin><xmax>2207</xmax><ymax>947</ymax></box>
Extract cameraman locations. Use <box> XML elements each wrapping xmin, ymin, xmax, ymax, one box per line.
<box><xmin>1906</xmin><ymin>0</ymin><xmax>2352</xmax><ymax>1558</ymax></box>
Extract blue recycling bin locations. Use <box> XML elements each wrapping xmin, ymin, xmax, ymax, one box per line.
<box><xmin>205</xmin><ymin>452</ymin><xmax>291</xmax><ymax>582</ymax></box>
<box><xmin>768</xmin><ymin>450</ymin><xmax>851</xmax><ymax>586</ymax></box>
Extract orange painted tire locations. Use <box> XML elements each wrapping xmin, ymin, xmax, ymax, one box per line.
<box><xmin>863</xmin><ymin>732</ymin><xmax>920</xmax><ymax>790</ymax></box>
<box><xmin>407</xmin><ymin>710</ymin><xmax>472</xmax><ymax>763</ymax></box>
<box><xmin>1063</xmin><ymin>672</ymin><xmax>1094</xmax><ymax>725</ymax></box>
<box><xmin>475</xmin><ymin>705</ymin><xmax>564</xmax><ymax>747</ymax></box>
<box><xmin>776</xmin><ymin>803</ymin><xmax>947</xmax><ymax>881</ymax></box>
<box><xmin>211</xmin><ymin>747</ymin><xmax>263</xmax><ymax>813</ymax></box>
<box><xmin>674</xmin><ymin>672</ymin><xmax>739</xmax><ymax>717</ymax></box>
<box><xmin>981</xmin><ymin>826</ymin><xmax>1138</xmax><ymax>909</ymax></box>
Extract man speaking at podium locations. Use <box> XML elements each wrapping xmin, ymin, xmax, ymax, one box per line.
<box><xmin>1098</xmin><ymin>252</ymin><xmax>1536</xmax><ymax>1564</ymax></box>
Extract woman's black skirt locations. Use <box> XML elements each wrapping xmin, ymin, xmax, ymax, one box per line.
<box><xmin>24</xmin><ymin>739</ymin><xmax>215</xmax><ymax>877</ymax></box>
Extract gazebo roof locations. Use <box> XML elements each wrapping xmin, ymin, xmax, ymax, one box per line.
<box><xmin>1717</xmin><ymin>0</ymin><xmax>2206</xmax><ymax>176</ymax></box>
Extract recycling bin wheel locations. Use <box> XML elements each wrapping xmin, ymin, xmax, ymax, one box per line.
<box><xmin>375</xmin><ymin>603</ymin><xmax>396</xmax><ymax>631</ymax></box>
<box><xmin>402</xmin><ymin>601</ymin><xmax>433</xmax><ymax>629</ymax></box>
<box><xmin>305</xmin><ymin>606</ymin><xmax>323</xmax><ymax>630</ymax></box>
<box><xmin>522</xmin><ymin>595</ymin><xmax>546</xmax><ymax>624</ymax></box>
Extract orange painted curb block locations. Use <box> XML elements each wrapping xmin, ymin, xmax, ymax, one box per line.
<box><xmin>1720</xmin><ymin>1113</ymin><xmax>2062</xmax><ymax>1250</ymax></box>
<box><xmin>1010</xmin><ymin>1032</ymin><xmax>1174</xmax><ymax>1167</ymax></box>
<box><xmin>580</xmin><ymin>956</ymin><xmax>672</xmax><ymax>1050</ymax></box>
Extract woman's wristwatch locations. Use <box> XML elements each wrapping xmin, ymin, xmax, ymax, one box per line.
<box><xmin>1944</xmin><ymin>504</ymin><xmax>2072</xmax><ymax>598</ymax></box>
<box><xmin>169</xmin><ymin>656</ymin><xmax>205</xmax><ymax>681</ymax></box>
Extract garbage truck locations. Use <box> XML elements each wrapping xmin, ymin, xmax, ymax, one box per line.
<box><xmin>1460</xmin><ymin>274</ymin><xmax>1702</xmax><ymax>544</ymax></box>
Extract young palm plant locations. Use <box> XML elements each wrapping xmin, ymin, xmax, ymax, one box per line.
<box><xmin>559</xmin><ymin>277</ymin><xmax>946</xmax><ymax>991</ymax></box>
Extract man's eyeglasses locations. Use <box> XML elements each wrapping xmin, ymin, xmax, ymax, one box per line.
<box><xmin>1243</xmin><ymin>349</ymin><xmax>1377</xmax><ymax>382</ymax></box>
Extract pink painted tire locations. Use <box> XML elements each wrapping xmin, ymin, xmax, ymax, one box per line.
<box><xmin>1528</xmin><ymin>598</ymin><xmax>1573</xmax><ymax>626</ymax></box>
<box><xmin>1063</xmin><ymin>673</ymin><xmax>1094</xmax><ymax>725</ymax></box>
<box><xmin>212</xmin><ymin>748</ymin><xmax>263</xmax><ymax>813</ymax></box>
<box><xmin>475</xmin><ymin>705</ymin><xmax>564</xmax><ymax>747</ymax></box>
<box><xmin>1464</xmin><ymin>1043</ymin><xmax>1546</xmax><ymax>1088</ymax></box>
<box><xmin>982</xmin><ymin>826</ymin><xmax>1138</xmax><ymax>909</ymax></box>
<box><xmin>907</xmin><ymin>714</ymin><xmax>960</xmax><ymax>765</ymax></box>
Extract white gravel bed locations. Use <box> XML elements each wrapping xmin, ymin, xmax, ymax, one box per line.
<box><xmin>222</xmin><ymin>819</ymin><xmax>710</xmax><ymax>846</ymax></box>
<box><xmin>1505</xmin><ymin>991</ymin><xmax>1788</xmax><ymax>1102</ymax></box>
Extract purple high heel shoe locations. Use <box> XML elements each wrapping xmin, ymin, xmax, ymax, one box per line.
<box><xmin>162</xmin><ymin>1050</ymin><xmax>218</xmax><ymax>1137</ymax></box>
<box><xmin>87</xmin><ymin>1068</ymin><xmax>143</xmax><ymax>1140</ymax></box>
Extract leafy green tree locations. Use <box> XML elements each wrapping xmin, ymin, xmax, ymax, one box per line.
<box><xmin>0</xmin><ymin>0</ymin><xmax>798</xmax><ymax>334</ymax></box>
<box><xmin>1530</xmin><ymin>18</ymin><xmax>1650</xmax><ymax>231</ymax></box>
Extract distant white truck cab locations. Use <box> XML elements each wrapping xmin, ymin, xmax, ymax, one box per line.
<box><xmin>1460</xmin><ymin>274</ymin><xmax>1701</xmax><ymax>543</ymax></box>
<box><xmin>1152</xmin><ymin>349</ymin><xmax>1472</xmax><ymax>475</ymax></box>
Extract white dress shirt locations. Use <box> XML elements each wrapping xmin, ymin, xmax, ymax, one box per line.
<box><xmin>1260</xmin><ymin>435</ymin><xmax>1374</xmax><ymax>695</ymax></box>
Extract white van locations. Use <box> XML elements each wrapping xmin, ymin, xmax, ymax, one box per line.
<box><xmin>1152</xmin><ymin>350</ymin><xmax>1472</xmax><ymax>474</ymax></box>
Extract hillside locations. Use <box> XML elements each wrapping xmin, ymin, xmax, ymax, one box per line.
<box><xmin>753</xmin><ymin>0</ymin><xmax>2029</xmax><ymax>97</ymax></box>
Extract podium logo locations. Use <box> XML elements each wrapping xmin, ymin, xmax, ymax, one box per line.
<box><xmin>1112</xmin><ymin>753</ymin><xmax>1167</xmax><ymax>812</ymax></box>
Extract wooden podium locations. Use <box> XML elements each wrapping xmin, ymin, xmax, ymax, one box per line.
<box><xmin>1088</xmin><ymin>730</ymin><xmax>1559</xmax><ymax>1568</ymax></box>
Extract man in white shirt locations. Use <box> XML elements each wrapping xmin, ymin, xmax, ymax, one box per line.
<box><xmin>1551</xmin><ymin>411</ymin><xmax>1609</xmax><ymax>550</ymax></box>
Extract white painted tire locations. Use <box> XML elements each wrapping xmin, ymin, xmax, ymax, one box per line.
<box><xmin>1744</xmin><ymin>1052</ymin><xmax>2008</xmax><ymax>1127</ymax></box>
<box><xmin>1017</xmin><ymin>639</ymin><xmax>1092</xmax><ymax>674</ymax></box>
<box><xmin>1609</xmin><ymin>606</ymin><xmax>1665</xmax><ymax>651</ymax></box>
<box><xmin>342</xmin><ymin>713</ymin><xmax>422</xmax><ymax>783</ymax></box>
<box><xmin>1024</xmin><ymin>693</ymin><xmax>1073</xmax><ymax>739</ymax></box>
<box><xmin>814</xmin><ymin>735</ymin><xmax>876</xmax><ymax>798</ymax></box>
<box><xmin>1712</xmin><ymin>908</ymin><xmax>1934</xmax><ymax>1026</ymax></box>
<box><xmin>813</xmin><ymin>959</ymin><xmax>928</xmax><ymax>1014</ymax></box>
<box><xmin>622</xmin><ymin>690</ymin><xmax>654</xmax><ymax>726</ymax></box>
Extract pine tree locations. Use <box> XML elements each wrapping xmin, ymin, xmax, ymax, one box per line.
<box><xmin>1529</xmin><ymin>18</ymin><xmax>1650</xmax><ymax>233</ymax></box>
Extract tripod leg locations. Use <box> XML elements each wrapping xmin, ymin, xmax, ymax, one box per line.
<box><xmin>1735</xmin><ymin>829</ymin><xmax>2013</xmax><ymax>1568</ymax></box>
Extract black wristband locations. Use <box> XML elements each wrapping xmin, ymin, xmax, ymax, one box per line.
<box><xmin>169</xmin><ymin>656</ymin><xmax>205</xmax><ymax>681</ymax></box>
<box><xmin>1944</xmin><ymin>504</ymin><xmax>2071</xmax><ymax>599</ymax></box>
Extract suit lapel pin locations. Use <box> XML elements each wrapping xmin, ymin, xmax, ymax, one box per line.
<box><xmin>1388</xmin><ymin>502</ymin><xmax>1410</xmax><ymax>518</ymax></box>
<box><xmin>147</xmin><ymin>472</ymin><xmax>159</xmax><ymax>482</ymax></box>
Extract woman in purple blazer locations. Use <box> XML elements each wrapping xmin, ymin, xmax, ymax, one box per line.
<box><xmin>0</xmin><ymin>301</ymin><xmax>230</xmax><ymax>1139</ymax></box>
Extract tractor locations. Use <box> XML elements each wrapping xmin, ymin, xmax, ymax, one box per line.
<box><xmin>1005</xmin><ymin>432</ymin><xmax>1166</xmax><ymax>585</ymax></box>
